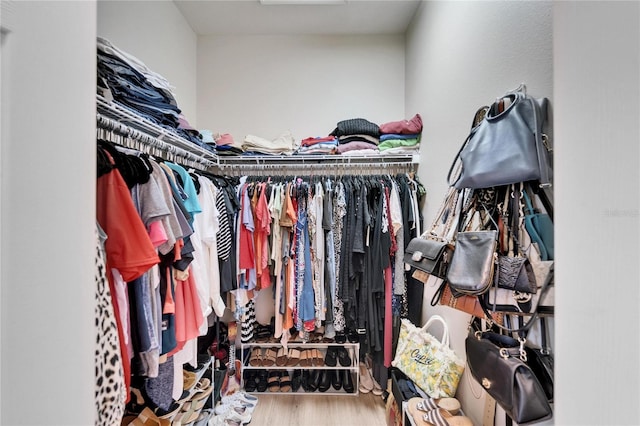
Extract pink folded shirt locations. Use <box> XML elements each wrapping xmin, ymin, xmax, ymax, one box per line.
<box><xmin>379</xmin><ymin>113</ymin><xmax>423</xmax><ymax>135</ymax></box>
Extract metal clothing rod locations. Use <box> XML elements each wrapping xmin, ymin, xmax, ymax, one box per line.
<box><xmin>96</xmin><ymin>94</ymin><xmax>218</xmax><ymax>164</ymax></box>
<box><xmin>217</xmin><ymin>161</ymin><xmax>417</xmax><ymax>177</ymax></box>
<box><xmin>96</xmin><ymin>114</ymin><xmax>216</xmax><ymax>172</ymax></box>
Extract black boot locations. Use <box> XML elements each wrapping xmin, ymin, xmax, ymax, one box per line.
<box><xmin>291</xmin><ymin>369</ymin><xmax>302</xmax><ymax>392</ymax></box>
<box><xmin>318</xmin><ymin>370</ymin><xmax>332</xmax><ymax>392</ymax></box>
<box><xmin>307</xmin><ymin>370</ymin><xmax>320</xmax><ymax>392</ymax></box>
<box><xmin>342</xmin><ymin>369</ymin><xmax>355</xmax><ymax>393</ymax></box>
<box><xmin>331</xmin><ymin>369</ymin><xmax>342</xmax><ymax>391</ymax></box>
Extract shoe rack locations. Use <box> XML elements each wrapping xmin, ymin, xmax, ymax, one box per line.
<box><xmin>239</xmin><ymin>342</ymin><xmax>360</xmax><ymax>396</ymax></box>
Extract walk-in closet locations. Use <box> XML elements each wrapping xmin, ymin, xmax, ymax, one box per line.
<box><xmin>1</xmin><ymin>1</ymin><xmax>639</xmax><ymax>426</ymax></box>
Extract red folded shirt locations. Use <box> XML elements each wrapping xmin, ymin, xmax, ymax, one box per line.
<box><xmin>379</xmin><ymin>113</ymin><xmax>423</xmax><ymax>135</ymax></box>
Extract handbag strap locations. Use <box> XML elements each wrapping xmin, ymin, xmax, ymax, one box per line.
<box><xmin>421</xmin><ymin>314</ymin><xmax>450</xmax><ymax>347</ymax></box>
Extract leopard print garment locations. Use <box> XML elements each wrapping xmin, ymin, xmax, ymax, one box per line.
<box><xmin>95</xmin><ymin>225</ymin><xmax>126</xmax><ymax>426</ymax></box>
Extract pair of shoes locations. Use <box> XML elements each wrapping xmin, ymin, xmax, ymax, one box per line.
<box><xmin>342</xmin><ymin>370</ymin><xmax>355</xmax><ymax>393</ymax></box>
<box><xmin>286</xmin><ymin>348</ymin><xmax>301</xmax><ymax>366</ymax></box>
<box><xmin>280</xmin><ymin>371</ymin><xmax>292</xmax><ymax>392</ymax></box>
<box><xmin>243</xmin><ymin>370</ymin><xmax>257</xmax><ymax>392</ymax></box>
<box><xmin>359</xmin><ymin>363</ymin><xmax>374</xmax><ymax>393</ymax></box>
<box><xmin>255</xmin><ymin>370</ymin><xmax>269</xmax><ymax>392</ymax></box>
<box><xmin>261</xmin><ymin>347</ymin><xmax>278</xmax><ymax>367</ymax></box>
<box><xmin>318</xmin><ymin>370</ymin><xmax>333</xmax><ymax>392</ymax></box>
<box><xmin>275</xmin><ymin>347</ymin><xmax>288</xmax><ymax>366</ymax></box>
<box><xmin>407</xmin><ymin>397</ymin><xmax>461</xmax><ymax>416</ymax></box>
<box><xmin>183</xmin><ymin>370</ymin><xmax>198</xmax><ymax>391</ymax></box>
<box><xmin>291</xmin><ymin>370</ymin><xmax>302</xmax><ymax>392</ymax></box>
<box><xmin>191</xmin><ymin>378</ymin><xmax>213</xmax><ymax>402</ymax></box>
<box><xmin>172</xmin><ymin>401</ymin><xmax>200</xmax><ymax>426</ymax></box>
<box><xmin>130</xmin><ymin>407</ymin><xmax>171</xmax><ymax>426</ymax></box>
<box><xmin>220</xmin><ymin>391</ymin><xmax>258</xmax><ymax>409</ymax></box>
<box><xmin>337</xmin><ymin>347</ymin><xmax>352</xmax><ymax>367</ymax></box>
<box><xmin>214</xmin><ymin>399</ymin><xmax>255</xmax><ymax>416</ymax></box>
<box><xmin>267</xmin><ymin>370</ymin><xmax>281</xmax><ymax>392</ymax></box>
<box><xmin>211</xmin><ymin>404</ymin><xmax>252</xmax><ymax>426</ymax></box>
<box><xmin>362</xmin><ymin>357</ymin><xmax>383</xmax><ymax>395</ymax></box>
<box><xmin>254</xmin><ymin>324</ymin><xmax>272</xmax><ymax>343</ymax></box>
<box><xmin>303</xmin><ymin>370</ymin><xmax>321</xmax><ymax>392</ymax></box>
<box><xmin>325</xmin><ymin>347</ymin><xmax>338</xmax><ymax>366</ymax></box>
<box><xmin>193</xmin><ymin>408</ymin><xmax>214</xmax><ymax>426</ymax></box>
<box><xmin>406</xmin><ymin>403</ymin><xmax>471</xmax><ymax>426</ymax></box>
<box><xmin>248</xmin><ymin>348</ymin><xmax>263</xmax><ymax>366</ymax></box>
<box><xmin>347</xmin><ymin>328</ymin><xmax>359</xmax><ymax>343</ymax></box>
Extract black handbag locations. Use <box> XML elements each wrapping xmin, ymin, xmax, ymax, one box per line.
<box><xmin>404</xmin><ymin>238</ymin><xmax>453</xmax><ymax>279</ymax></box>
<box><xmin>446</xmin><ymin>229</ymin><xmax>498</xmax><ymax>296</ymax></box>
<box><xmin>465</xmin><ymin>328</ymin><xmax>553</xmax><ymax>425</ymax></box>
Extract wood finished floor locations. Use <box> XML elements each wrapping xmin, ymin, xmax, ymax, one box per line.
<box><xmin>247</xmin><ymin>391</ymin><xmax>387</xmax><ymax>426</ymax></box>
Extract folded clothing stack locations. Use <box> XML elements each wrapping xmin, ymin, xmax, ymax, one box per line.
<box><xmin>378</xmin><ymin>113</ymin><xmax>422</xmax><ymax>154</ymax></box>
<box><xmin>330</xmin><ymin>118</ymin><xmax>381</xmax><ymax>155</ymax></box>
<box><xmin>241</xmin><ymin>131</ymin><xmax>297</xmax><ymax>155</ymax></box>
<box><xmin>297</xmin><ymin>136</ymin><xmax>339</xmax><ymax>155</ymax></box>
<box><xmin>214</xmin><ymin>133</ymin><xmax>243</xmax><ymax>155</ymax></box>
<box><xmin>97</xmin><ymin>37</ymin><xmax>210</xmax><ymax>152</ymax></box>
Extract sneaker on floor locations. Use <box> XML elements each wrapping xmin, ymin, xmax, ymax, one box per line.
<box><xmin>210</xmin><ymin>405</ymin><xmax>251</xmax><ymax>426</ymax></box>
<box><xmin>220</xmin><ymin>392</ymin><xmax>258</xmax><ymax>407</ymax></box>
<box><xmin>214</xmin><ymin>400</ymin><xmax>255</xmax><ymax>416</ymax></box>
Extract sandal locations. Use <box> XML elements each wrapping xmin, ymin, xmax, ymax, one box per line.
<box><xmin>286</xmin><ymin>348</ymin><xmax>301</xmax><ymax>366</ymax></box>
<box><xmin>191</xmin><ymin>379</ymin><xmax>213</xmax><ymax>402</ymax></box>
<box><xmin>243</xmin><ymin>370</ymin><xmax>257</xmax><ymax>392</ymax></box>
<box><xmin>256</xmin><ymin>370</ymin><xmax>269</xmax><ymax>392</ymax></box>
<box><xmin>407</xmin><ymin>397</ymin><xmax>461</xmax><ymax>417</ymax></box>
<box><xmin>337</xmin><ymin>347</ymin><xmax>351</xmax><ymax>367</ymax></box>
<box><xmin>132</xmin><ymin>407</ymin><xmax>171</xmax><ymax>426</ymax></box>
<box><xmin>279</xmin><ymin>371</ymin><xmax>292</xmax><ymax>392</ymax></box>
<box><xmin>324</xmin><ymin>347</ymin><xmax>338</xmax><ymax>367</ymax></box>
<box><xmin>262</xmin><ymin>347</ymin><xmax>277</xmax><ymax>367</ymax></box>
<box><xmin>312</xmin><ymin>349</ymin><xmax>325</xmax><ymax>366</ymax></box>
<box><xmin>411</xmin><ymin>407</ymin><xmax>472</xmax><ymax>426</ymax></box>
<box><xmin>299</xmin><ymin>349</ymin><xmax>312</xmax><ymax>367</ymax></box>
<box><xmin>267</xmin><ymin>371</ymin><xmax>281</xmax><ymax>392</ymax></box>
<box><xmin>275</xmin><ymin>347</ymin><xmax>288</xmax><ymax>366</ymax></box>
<box><xmin>249</xmin><ymin>348</ymin><xmax>263</xmax><ymax>367</ymax></box>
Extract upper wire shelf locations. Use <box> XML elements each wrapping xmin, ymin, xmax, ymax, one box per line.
<box><xmin>96</xmin><ymin>94</ymin><xmax>420</xmax><ymax>173</ymax></box>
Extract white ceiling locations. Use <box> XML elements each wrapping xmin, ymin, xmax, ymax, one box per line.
<box><xmin>173</xmin><ymin>0</ymin><xmax>422</xmax><ymax>35</ymax></box>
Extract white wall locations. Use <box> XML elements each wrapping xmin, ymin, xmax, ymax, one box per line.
<box><xmin>1</xmin><ymin>2</ymin><xmax>96</xmax><ymax>425</ymax></box>
<box><xmin>554</xmin><ymin>3</ymin><xmax>639</xmax><ymax>424</ymax></box>
<box><xmin>405</xmin><ymin>2</ymin><xmax>553</xmax><ymax>424</ymax></box>
<box><xmin>97</xmin><ymin>0</ymin><xmax>198</xmax><ymax>125</ymax></box>
<box><xmin>197</xmin><ymin>34</ymin><xmax>406</xmax><ymax>143</ymax></box>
